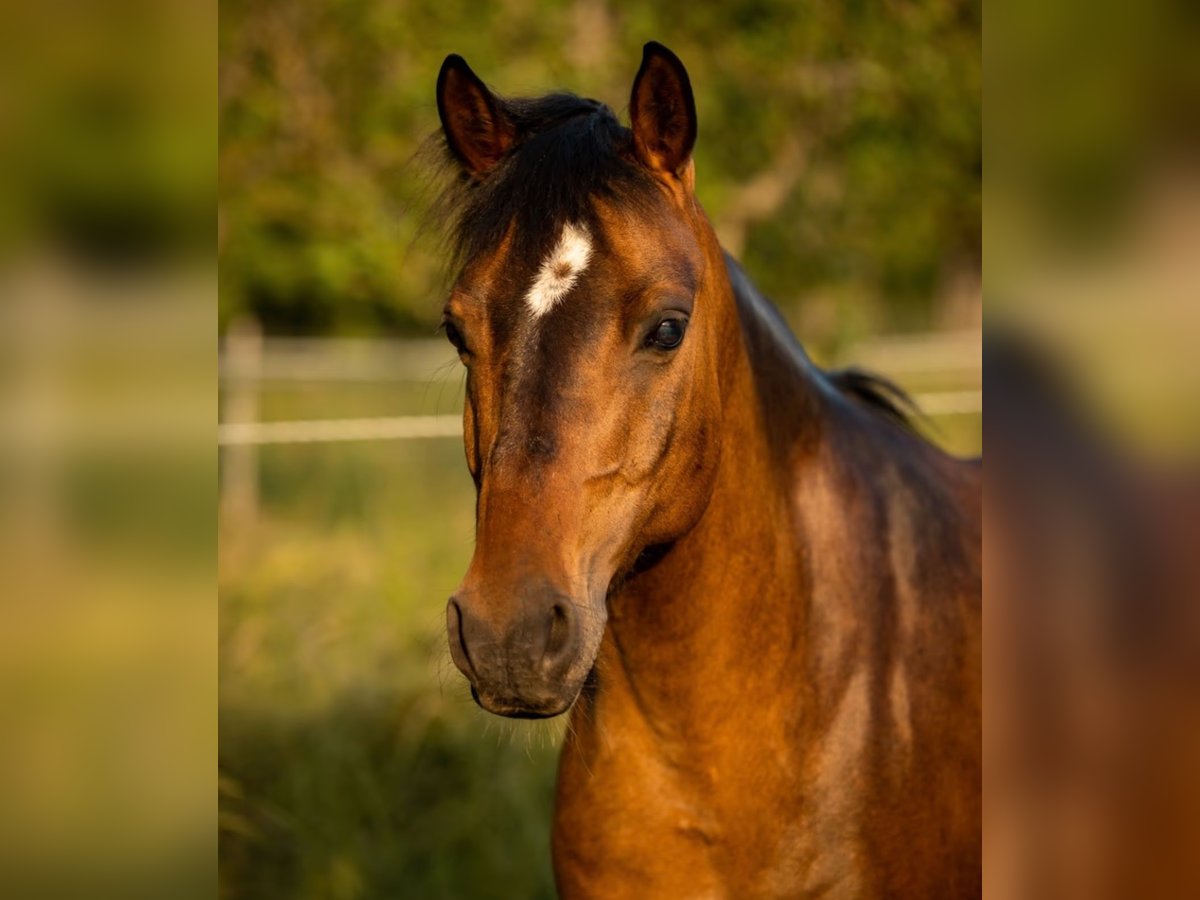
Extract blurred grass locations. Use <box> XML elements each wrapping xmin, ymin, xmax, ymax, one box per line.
<box><xmin>217</xmin><ymin>359</ymin><xmax>978</xmax><ymax>899</ymax></box>
<box><xmin>219</xmin><ymin>438</ymin><xmax>562</xmax><ymax>899</ymax></box>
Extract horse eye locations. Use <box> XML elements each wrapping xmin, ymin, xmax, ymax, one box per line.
<box><xmin>649</xmin><ymin>318</ymin><xmax>687</xmax><ymax>350</ymax></box>
<box><xmin>444</xmin><ymin>321</ymin><xmax>468</xmax><ymax>355</ymax></box>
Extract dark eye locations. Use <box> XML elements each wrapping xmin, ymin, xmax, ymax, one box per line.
<box><xmin>648</xmin><ymin>317</ymin><xmax>687</xmax><ymax>350</ymax></box>
<box><xmin>443</xmin><ymin>321</ymin><xmax>468</xmax><ymax>355</ymax></box>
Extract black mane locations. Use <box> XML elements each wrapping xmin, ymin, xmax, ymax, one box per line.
<box><xmin>827</xmin><ymin>366</ymin><xmax>922</xmax><ymax>436</ymax></box>
<box><xmin>431</xmin><ymin>92</ymin><xmax>658</xmax><ymax>273</ymax></box>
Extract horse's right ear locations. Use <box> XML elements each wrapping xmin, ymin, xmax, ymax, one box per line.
<box><xmin>437</xmin><ymin>54</ymin><xmax>515</xmax><ymax>178</ymax></box>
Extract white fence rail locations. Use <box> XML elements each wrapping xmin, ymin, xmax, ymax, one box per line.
<box><xmin>216</xmin><ymin>392</ymin><xmax>981</xmax><ymax>447</ymax></box>
<box><xmin>219</xmin><ymin>414</ymin><xmax>464</xmax><ymax>446</ymax></box>
<box><xmin>217</xmin><ymin>329</ymin><xmax>982</xmax><ymax>447</ymax></box>
<box><xmin>218</xmin><ymin>326</ymin><xmax>980</xmax><ymax>521</ymax></box>
<box><xmin>218</xmin><ymin>330</ymin><xmax>982</xmax><ymax>384</ymax></box>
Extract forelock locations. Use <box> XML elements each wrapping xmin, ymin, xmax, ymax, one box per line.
<box><xmin>430</xmin><ymin>92</ymin><xmax>659</xmax><ymax>276</ymax></box>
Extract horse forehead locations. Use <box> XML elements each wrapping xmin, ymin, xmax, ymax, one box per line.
<box><xmin>458</xmin><ymin>204</ymin><xmax>696</xmax><ymax>326</ymax></box>
<box><xmin>517</xmin><ymin>210</ymin><xmax>698</xmax><ymax>311</ymax></box>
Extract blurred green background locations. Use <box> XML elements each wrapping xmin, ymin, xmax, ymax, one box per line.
<box><xmin>218</xmin><ymin>1</ymin><xmax>981</xmax><ymax>898</ymax></box>
<box><xmin>219</xmin><ymin>0</ymin><xmax>981</xmax><ymax>343</ymax></box>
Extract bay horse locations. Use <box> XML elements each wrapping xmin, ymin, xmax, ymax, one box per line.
<box><xmin>434</xmin><ymin>42</ymin><xmax>980</xmax><ymax>899</ymax></box>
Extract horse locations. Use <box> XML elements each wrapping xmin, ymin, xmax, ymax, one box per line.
<box><xmin>433</xmin><ymin>42</ymin><xmax>981</xmax><ymax>899</ymax></box>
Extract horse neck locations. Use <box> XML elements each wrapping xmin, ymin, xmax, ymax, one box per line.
<box><xmin>598</xmin><ymin>241</ymin><xmax>826</xmax><ymax>741</ymax></box>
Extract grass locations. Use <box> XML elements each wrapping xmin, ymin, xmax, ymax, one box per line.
<box><xmin>219</xmin><ymin>437</ymin><xmax>564</xmax><ymax>899</ymax></box>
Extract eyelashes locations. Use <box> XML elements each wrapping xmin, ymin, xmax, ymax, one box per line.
<box><xmin>441</xmin><ymin>319</ymin><xmax>470</xmax><ymax>357</ymax></box>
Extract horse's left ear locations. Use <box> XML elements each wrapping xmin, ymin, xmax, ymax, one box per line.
<box><xmin>629</xmin><ymin>42</ymin><xmax>697</xmax><ymax>180</ymax></box>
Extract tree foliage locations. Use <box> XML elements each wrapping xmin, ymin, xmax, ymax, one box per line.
<box><xmin>219</xmin><ymin>0</ymin><xmax>980</xmax><ymax>337</ymax></box>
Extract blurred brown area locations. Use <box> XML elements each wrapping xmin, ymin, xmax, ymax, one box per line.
<box><xmin>986</xmin><ymin>0</ymin><xmax>1200</xmax><ymax>895</ymax></box>
<box><xmin>986</xmin><ymin>337</ymin><xmax>1200</xmax><ymax>899</ymax></box>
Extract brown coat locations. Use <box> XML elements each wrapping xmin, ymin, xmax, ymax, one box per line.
<box><xmin>435</xmin><ymin>43</ymin><xmax>981</xmax><ymax>898</ymax></box>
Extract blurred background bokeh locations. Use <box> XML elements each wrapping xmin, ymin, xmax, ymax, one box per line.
<box><xmin>0</xmin><ymin>0</ymin><xmax>213</xmax><ymax>897</ymax></box>
<box><xmin>217</xmin><ymin>1</ymin><xmax>980</xmax><ymax>898</ymax></box>
<box><xmin>218</xmin><ymin>0</ymin><xmax>981</xmax><ymax>341</ymax></box>
<box><xmin>986</xmin><ymin>0</ymin><xmax>1200</xmax><ymax>896</ymax></box>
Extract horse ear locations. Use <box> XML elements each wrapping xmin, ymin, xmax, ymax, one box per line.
<box><xmin>437</xmin><ymin>54</ymin><xmax>515</xmax><ymax>178</ymax></box>
<box><xmin>629</xmin><ymin>42</ymin><xmax>697</xmax><ymax>179</ymax></box>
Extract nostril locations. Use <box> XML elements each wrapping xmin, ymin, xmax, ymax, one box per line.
<box><xmin>447</xmin><ymin>597</ymin><xmax>477</xmax><ymax>679</ymax></box>
<box><xmin>543</xmin><ymin>601</ymin><xmax>576</xmax><ymax>670</ymax></box>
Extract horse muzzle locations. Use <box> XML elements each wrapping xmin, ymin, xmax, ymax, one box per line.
<box><xmin>446</xmin><ymin>587</ymin><xmax>593</xmax><ymax>718</ymax></box>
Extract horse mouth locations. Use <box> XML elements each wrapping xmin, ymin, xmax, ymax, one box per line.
<box><xmin>469</xmin><ymin>685</ymin><xmax>573</xmax><ymax>719</ymax></box>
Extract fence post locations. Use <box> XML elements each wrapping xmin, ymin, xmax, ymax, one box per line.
<box><xmin>221</xmin><ymin>317</ymin><xmax>261</xmax><ymax>527</ymax></box>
